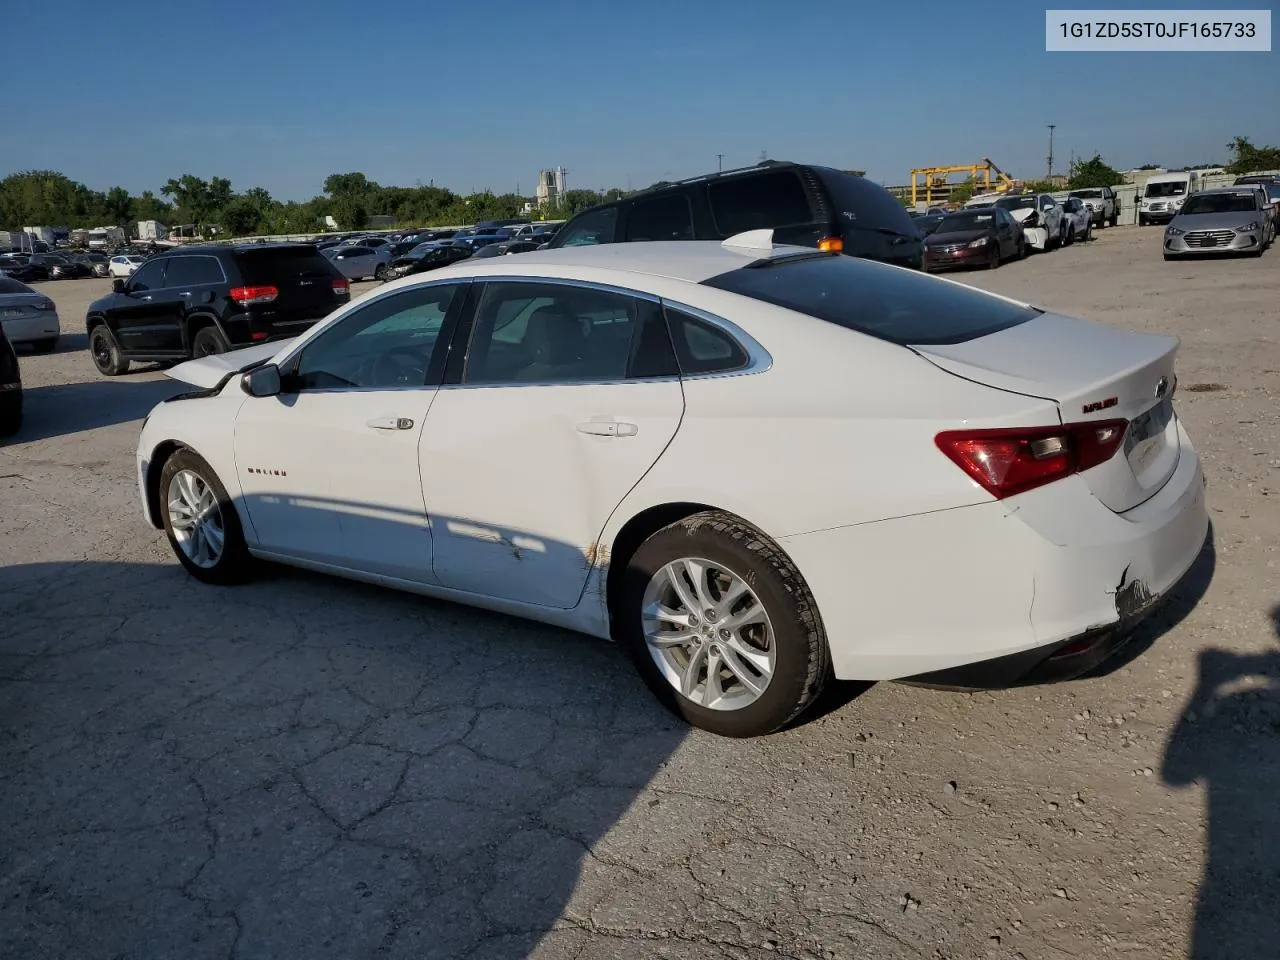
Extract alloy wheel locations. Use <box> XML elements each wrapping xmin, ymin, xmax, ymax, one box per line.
<box><xmin>166</xmin><ymin>469</ymin><xmax>225</xmax><ymax>568</ymax></box>
<box><xmin>641</xmin><ymin>557</ymin><xmax>776</xmax><ymax>711</ymax></box>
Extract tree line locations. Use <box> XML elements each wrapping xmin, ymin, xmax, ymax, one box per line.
<box><xmin>0</xmin><ymin>169</ymin><xmax>628</xmax><ymax>237</ymax></box>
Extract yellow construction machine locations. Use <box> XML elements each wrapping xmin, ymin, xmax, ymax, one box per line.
<box><xmin>910</xmin><ymin>159</ymin><xmax>1016</xmax><ymax>207</ymax></box>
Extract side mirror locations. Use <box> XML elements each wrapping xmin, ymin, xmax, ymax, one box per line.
<box><xmin>112</xmin><ymin>278</ymin><xmax>126</xmax><ymax>293</ymax></box>
<box><xmin>241</xmin><ymin>364</ymin><xmax>282</xmax><ymax>398</ymax></box>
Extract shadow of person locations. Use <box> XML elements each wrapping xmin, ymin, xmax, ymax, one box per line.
<box><xmin>1162</xmin><ymin>607</ymin><xmax>1280</xmax><ymax>959</ymax></box>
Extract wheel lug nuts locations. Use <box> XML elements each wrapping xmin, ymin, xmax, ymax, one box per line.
<box><xmin>688</xmin><ymin>615</ymin><xmax>700</xmax><ymax>626</ymax></box>
<box><xmin>719</xmin><ymin>629</ymin><xmax>731</xmax><ymax>640</ymax></box>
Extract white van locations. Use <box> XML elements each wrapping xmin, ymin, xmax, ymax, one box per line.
<box><xmin>1139</xmin><ymin>171</ymin><xmax>1201</xmax><ymax>225</ymax></box>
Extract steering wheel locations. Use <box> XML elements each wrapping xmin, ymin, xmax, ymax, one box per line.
<box><xmin>371</xmin><ymin>346</ymin><xmax>427</xmax><ymax>386</ymax></box>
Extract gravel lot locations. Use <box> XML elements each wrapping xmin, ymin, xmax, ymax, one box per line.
<box><xmin>2</xmin><ymin>229</ymin><xmax>1277</xmax><ymax>960</ymax></box>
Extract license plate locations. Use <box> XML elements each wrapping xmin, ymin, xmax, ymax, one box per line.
<box><xmin>1125</xmin><ymin>394</ymin><xmax>1174</xmax><ymax>465</ymax></box>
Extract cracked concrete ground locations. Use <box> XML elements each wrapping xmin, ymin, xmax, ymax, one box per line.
<box><xmin>2</xmin><ymin>229</ymin><xmax>1278</xmax><ymax>959</ymax></box>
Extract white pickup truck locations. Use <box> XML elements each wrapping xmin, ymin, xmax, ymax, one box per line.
<box><xmin>1067</xmin><ymin>186</ymin><xmax>1120</xmax><ymax>227</ymax></box>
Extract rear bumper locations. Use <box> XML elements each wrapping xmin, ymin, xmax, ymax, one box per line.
<box><xmin>1</xmin><ymin>314</ymin><xmax>60</xmax><ymax>343</ymax></box>
<box><xmin>782</xmin><ymin>420</ymin><xmax>1209</xmax><ymax>682</ymax></box>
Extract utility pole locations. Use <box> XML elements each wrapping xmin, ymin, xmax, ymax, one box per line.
<box><xmin>716</xmin><ymin>153</ymin><xmax>724</xmax><ymax>172</ymax></box>
<box><xmin>1047</xmin><ymin>124</ymin><xmax>1056</xmax><ymax>179</ymax></box>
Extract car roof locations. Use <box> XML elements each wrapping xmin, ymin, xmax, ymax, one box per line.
<box><xmin>423</xmin><ymin>240</ymin><xmax>815</xmax><ymax>284</ymax></box>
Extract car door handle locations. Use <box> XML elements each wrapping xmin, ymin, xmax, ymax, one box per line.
<box><xmin>367</xmin><ymin>416</ymin><xmax>414</xmax><ymax>430</ymax></box>
<box><xmin>576</xmin><ymin>419</ymin><xmax>637</xmax><ymax>437</ymax></box>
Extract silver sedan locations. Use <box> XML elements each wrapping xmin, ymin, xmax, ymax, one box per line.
<box><xmin>1163</xmin><ymin>188</ymin><xmax>1275</xmax><ymax>259</ymax></box>
<box><xmin>324</xmin><ymin>244</ymin><xmax>394</xmax><ymax>281</ymax></box>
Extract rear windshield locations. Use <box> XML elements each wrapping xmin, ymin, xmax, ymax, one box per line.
<box><xmin>995</xmin><ymin>196</ymin><xmax>1036</xmax><ymax>212</ymax></box>
<box><xmin>701</xmin><ymin>253</ymin><xmax>1038</xmax><ymax>346</ymax></box>
<box><xmin>816</xmin><ymin>169</ymin><xmax>920</xmax><ymax>239</ymax></box>
<box><xmin>236</xmin><ymin>247</ymin><xmax>336</xmax><ymax>284</ymax></box>
<box><xmin>0</xmin><ymin>277</ymin><xmax>33</xmax><ymax>294</ymax></box>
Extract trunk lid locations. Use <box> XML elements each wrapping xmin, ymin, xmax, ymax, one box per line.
<box><xmin>235</xmin><ymin>246</ymin><xmax>347</xmax><ymax>331</ymax></box>
<box><xmin>913</xmin><ymin>312</ymin><xmax>1181</xmax><ymax>513</ymax></box>
<box><xmin>0</xmin><ymin>291</ymin><xmax>49</xmax><ymax>319</ymax></box>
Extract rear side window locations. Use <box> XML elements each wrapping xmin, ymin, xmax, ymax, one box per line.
<box><xmin>816</xmin><ymin>170</ymin><xmax>920</xmax><ymax>238</ymax></box>
<box><xmin>708</xmin><ymin>171</ymin><xmax>813</xmax><ymax>235</ymax></box>
<box><xmin>163</xmin><ymin>256</ymin><xmax>224</xmax><ymax>287</ymax></box>
<box><xmin>237</xmin><ymin>248</ymin><xmax>337</xmax><ymax>285</ymax></box>
<box><xmin>552</xmin><ymin>206</ymin><xmax>618</xmax><ymax>247</ymax></box>
<box><xmin>664</xmin><ymin>308</ymin><xmax>748</xmax><ymax>374</ymax></box>
<box><xmin>626</xmin><ymin>194</ymin><xmax>694</xmax><ymax>241</ymax></box>
<box><xmin>701</xmin><ymin>254</ymin><xmax>1038</xmax><ymax>346</ymax></box>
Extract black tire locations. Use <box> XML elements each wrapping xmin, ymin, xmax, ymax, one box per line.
<box><xmin>1110</xmin><ymin>211</ymin><xmax>1119</xmax><ymax>227</ymax></box>
<box><xmin>191</xmin><ymin>325</ymin><xmax>229</xmax><ymax>357</ymax></box>
<box><xmin>30</xmin><ymin>337</ymin><xmax>58</xmax><ymax>353</ymax></box>
<box><xmin>374</xmin><ymin>263</ymin><xmax>393</xmax><ymax>281</ymax></box>
<box><xmin>158</xmin><ymin>448</ymin><xmax>253</xmax><ymax>585</ymax></box>
<box><xmin>89</xmin><ymin>325</ymin><xmax>129</xmax><ymax>376</ymax></box>
<box><xmin>0</xmin><ymin>392</ymin><xmax>21</xmax><ymax>437</ymax></box>
<box><xmin>986</xmin><ymin>243</ymin><xmax>1000</xmax><ymax>269</ymax></box>
<box><xmin>1163</xmin><ymin>253</ymin><xmax>1174</xmax><ymax>261</ymax></box>
<box><xmin>1064</xmin><ymin>225</ymin><xmax>1075</xmax><ymax>246</ymax></box>
<box><xmin>618</xmin><ymin>511</ymin><xmax>831</xmax><ymax>737</ymax></box>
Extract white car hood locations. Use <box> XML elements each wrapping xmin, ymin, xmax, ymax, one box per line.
<box><xmin>165</xmin><ymin>338</ymin><xmax>295</xmax><ymax>389</ymax></box>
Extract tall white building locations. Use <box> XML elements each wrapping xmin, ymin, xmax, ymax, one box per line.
<box><xmin>535</xmin><ymin>166</ymin><xmax>568</xmax><ymax>207</ymax></box>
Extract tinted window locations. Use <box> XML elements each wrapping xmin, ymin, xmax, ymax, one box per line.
<box><xmin>0</xmin><ymin>277</ymin><xmax>33</xmax><ymax>294</ymax></box>
<box><xmin>552</xmin><ymin>206</ymin><xmax>619</xmax><ymax>247</ymax></box>
<box><xmin>817</xmin><ymin>170</ymin><xmax>920</xmax><ymax>238</ymax></box>
<box><xmin>626</xmin><ymin>194</ymin><xmax>694</xmax><ymax>241</ymax></box>
<box><xmin>163</xmin><ymin>256</ymin><xmax>223</xmax><ymax>287</ymax></box>
<box><xmin>128</xmin><ymin>260</ymin><xmax>166</xmax><ymax>291</ymax></box>
<box><xmin>464</xmin><ymin>282</ymin><xmax>644</xmax><ymax>385</ymax></box>
<box><xmin>701</xmin><ymin>253</ymin><xmax>1038</xmax><ymax>346</ymax></box>
<box><xmin>237</xmin><ymin>248</ymin><xmax>337</xmax><ymax>285</ymax></box>
<box><xmin>936</xmin><ymin>212</ymin><xmax>995</xmax><ymax>233</ymax></box>
<box><xmin>708</xmin><ymin>171</ymin><xmax>812</xmax><ymax>234</ymax></box>
<box><xmin>664</xmin><ymin>308</ymin><xmax>748</xmax><ymax>374</ymax></box>
<box><xmin>337</xmin><ymin>246</ymin><xmax>373</xmax><ymax>257</ymax></box>
<box><xmin>292</xmin><ymin>284</ymin><xmax>460</xmax><ymax>390</ymax></box>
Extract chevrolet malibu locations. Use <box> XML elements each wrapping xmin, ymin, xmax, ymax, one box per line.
<box><xmin>135</xmin><ymin>234</ymin><xmax>1209</xmax><ymax>737</ymax></box>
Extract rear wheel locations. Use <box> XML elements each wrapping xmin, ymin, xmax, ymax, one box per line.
<box><xmin>618</xmin><ymin>511</ymin><xmax>830</xmax><ymax>737</ymax></box>
<box><xmin>89</xmin><ymin>325</ymin><xmax>129</xmax><ymax>376</ymax></box>
<box><xmin>191</xmin><ymin>325</ymin><xmax>229</xmax><ymax>358</ymax></box>
<box><xmin>159</xmin><ymin>449</ymin><xmax>253</xmax><ymax>584</ymax></box>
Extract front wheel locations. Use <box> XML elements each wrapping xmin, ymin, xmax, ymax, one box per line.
<box><xmin>986</xmin><ymin>244</ymin><xmax>1001</xmax><ymax>269</ymax></box>
<box><xmin>89</xmin><ymin>325</ymin><xmax>129</xmax><ymax>376</ymax></box>
<box><xmin>374</xmin><ymin>263</ymin><xmax>393</xmax><ymax>281</ymax></box>
<box><xmin>159</xmin><ymin>449</ymin><xmax>253</xmax><ymax>584</ymax></box>
<box><xmin>618</xmin><ymin>511</ymin><xmax>830</xmax><ymax>737</ymax></box>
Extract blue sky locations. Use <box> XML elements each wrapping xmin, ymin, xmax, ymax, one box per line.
<box><xmin>2</xmin><ymin>0</ymin><xmax>1276</xmax><ymax>200</ymax></box>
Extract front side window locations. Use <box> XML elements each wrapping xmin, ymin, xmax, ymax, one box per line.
<box><xmin>463</xmin><ymin>282</ymin><xmax>661</xmax><ymax>385</ymax></box>
<box><xmin>289</xmin><ymin>284</ymin><xmax>461</xmax><ymax>390</ymax></box>
<box><xmin>127</xmin><ymin>260</ymin><xmax>166</xmax><ymax>291</ymax></box>
<box><xmin>550</xmin><ymin>206</ymin><xmax>619</xmax><ymax>247</ymax></box>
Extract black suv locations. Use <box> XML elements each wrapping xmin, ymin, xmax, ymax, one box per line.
<box><xmin>0</xmin><ymin>320</ymin><xmax>21</xmax><ymax>437</ymax></box>
<box><xmin>86</xmin><ymin>243</ymin><xmax>350</xmax><ymax>376</ymax></box>
<box><xmin>546</xmin><ymin>161</ymin><xmax>924</xmax><ymax>269</ymax></box>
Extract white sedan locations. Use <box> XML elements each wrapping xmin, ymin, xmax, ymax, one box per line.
<box><xmin>135</xmin><ymin>234</ymin><xmax>1208</xmax><ymax>737</ymax></box>
<box><xmin>0</xmin><ymin>275</ymin><xmax>60</xmax><ymax>351</ymax></box>
<box><xmin>109</xmin><ymin>255</ymin><xmax>145</xmax><ymax>278</ymax></box>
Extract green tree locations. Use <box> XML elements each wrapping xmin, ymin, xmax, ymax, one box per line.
<box><xmin>102</xmin><ymin>186</ymin><xmax>134</xmax><ymax>223</ymax></box>
<box><xmin>1225</xmin><ymin>136</ymin><xmax>1280</xmax><ymax>175</ymax></box>
<box><xmin>948</xmin><ymin>176</ymin><xmax>978</xmax><ymax>205</ymax></box>
<box><xmin>1137</xmin><ymin>163</ymin><xmax>1162</xmax><ymax>170</ymax></box>
<box><xmin>1067</xmin><ymin>154</ymin><xmax>1125</xmax><ymax>189</ymax></box>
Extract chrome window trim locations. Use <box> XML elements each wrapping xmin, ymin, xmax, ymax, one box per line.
<box><xmin>431</xmin><ymin>274</ymin><xmax>771</xmax><ymax>391</ymax></box>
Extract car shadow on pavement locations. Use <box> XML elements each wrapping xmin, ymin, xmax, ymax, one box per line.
<box><xmin>0</xmin><ymin>551</ymin><xmax>688</xmax><ymax>959</ymax></box>
<box><xmin>1161</xmin><ymin>604</ymin><xmax>1280</xmax><ymax>959</ymax></box>
<box><xmin>8</xmin><ymin>378</ymin><xmax>186</xmax><ymax>443</ymax></box>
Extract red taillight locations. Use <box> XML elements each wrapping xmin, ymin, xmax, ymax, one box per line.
<box><xmin>229</xmin><ymin>285</ymin><xmax>278</xmax><ymax>305</ymax></box>
<box><xmin>935</xmin><ymin>420</ymin><xmax>1128</xmax><ymax>499</ymax></box>
<box><xmin>35</xmin><ymin>299</ymin><xmax>54</xmax><ymax>311</ymax></box>
<box><xmin>250</xmin><ymin>332</ymin><xmax>269</xmax><ymax>341</ymax></box>
<box><xmin>332</xmin><ymin>278</ymin><xmax>350</xmax><ymax>296</ymax></box>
